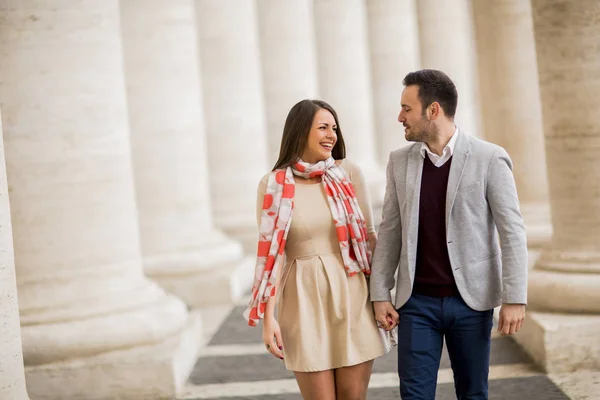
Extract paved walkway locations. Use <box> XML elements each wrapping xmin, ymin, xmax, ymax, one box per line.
<box><xmin>181</xmin><ymin>305</ymin><xmax>599</xmax><ymax>400</ymax></box>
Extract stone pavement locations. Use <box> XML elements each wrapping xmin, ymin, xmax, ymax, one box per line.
<box><xmin>180</xmin><ymin>305</ymin><xmax>599</xmax><ymax>400</ymax></box>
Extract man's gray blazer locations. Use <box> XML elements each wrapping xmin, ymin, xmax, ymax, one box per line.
<box><xmin>369</xmin><ymin>130</ymin><xmax>528</xmax><ymax>311</ymax></box>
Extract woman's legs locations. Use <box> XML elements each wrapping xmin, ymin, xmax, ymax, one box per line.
<box><xmin>334</xmin><ymin>360</ymin><xmax>374</xmax><ymax>400</ymax></box>
<box><xmin>294</xmin><ymin>359</ymin><xmax>374</xmax><ymax>400</ymax></box>
<box><xmin>294</xmin><ymin>370</ymin><xmax>336</xmax><ymax>400</ymax></box>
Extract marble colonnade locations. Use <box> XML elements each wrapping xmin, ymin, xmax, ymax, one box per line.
<box><xmin>120</xmin><ymin>0</ymin><xmax>249</xmax><ymax>308</ymax></box>
<box><xmin>472</xmin><ymin>0</ymin><xmax>551</xmax><ymax>252</ymax></box>
<box><xmin>0</xmin><ymin>2</ymin><xmax>201</xmax><ymax>398</ymax></box>
<box><xmin>1</xmin><ymin>0</ymin><xmax>598</xmax><ymax>397</ymax></box>
<box><xmin>0</xmin><ymin>113</ymin><xmax>29</xmax><ymax>399</ymax></box>
<box><xmin>514</xmin><ymin>0</ymin><xmax>600</xmax><ymax>373</ymax></box>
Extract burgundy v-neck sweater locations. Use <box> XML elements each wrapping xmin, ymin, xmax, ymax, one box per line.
<box><xmin>413</xmin><ymin>155</ymin><xmax>459</xmax><ymax>297</ymax></box>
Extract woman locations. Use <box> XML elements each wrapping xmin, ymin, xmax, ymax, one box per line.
<box><xmin>244</xmin><ymin>99</ymin><xmax>393</xmax><ymax>400</ymax></box>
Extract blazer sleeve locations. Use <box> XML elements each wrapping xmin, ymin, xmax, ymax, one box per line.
<box><xmin>486</xmin><ymin>148</ymin><xmax>528</xmax><ymax>304</ymax></box>
<box><xmin>369</xmin><ymin>152</ymin><xmax>402</xmax><ymax>302</ymax></box>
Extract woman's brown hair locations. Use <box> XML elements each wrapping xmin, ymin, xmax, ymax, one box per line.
<box><xmin>272</xmin><ymin>99</ymin><xmax>346</xmax><ymax>171</ymax></box>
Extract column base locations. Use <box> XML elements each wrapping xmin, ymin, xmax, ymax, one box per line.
<box><xmin>528</xmin><ymin>269</ymin><xmax>600</xmax><ymax>313</ymax></box>
<box><xmin>25</xmin><ymin>311</ymin><xmax>203</xmax><ymax>400</ymax></box>
<box><xmin>216</xmin><ymin>217</ymin><xmax>258</xmax><ymax>254</ymax></box>
<box><xmin>525</xmin><ymin>224</ymin><xmax>552</xmax><ymax>248</ymax></box>
<box><xmin>144</xmin><ymin>234</ymin><xmax>253</xmax><ymax>307</ymax></box>
<box><xmin>535</xmin><ymin>249</ymin><xmax>600</xmax><ymax>274</ymax></box>
<box><xmin>21</xmin><ymin>291</ymin><xmax>190</xmax><ymax>365</ymax></box>
<box><xmin>520</xmin><ymin>202</ymin><xmax>552</xmax><ymax>248</ymax></box>
<box><xmin>151</xmin><ymin>255</ymin><xmax>256</xmax><ymax>307</ymax></box>
<box><xmin>514</xmin><ymin>311</ymin><xmax>600</xmax><ymax>373</ymax></box>
<box><xmin>527</xmin><ymin>247</ymin><xmax>542</xmax><ymax>269</ymax></box>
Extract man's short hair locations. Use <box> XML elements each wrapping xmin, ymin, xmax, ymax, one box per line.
<box><xmin>403</xmin><ymin>69</ymin><xmax>458</xmax><ymax>118</ymax></box>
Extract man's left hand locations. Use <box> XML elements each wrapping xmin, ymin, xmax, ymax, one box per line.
<box><xmin>497</xmin><ymin>304</ymin><xmax>526</xmax><ymax>335</ymax></box>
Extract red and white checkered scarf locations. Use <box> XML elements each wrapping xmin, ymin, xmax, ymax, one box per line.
<box><xmin>244</xmin><ymin>158</ymin><xmax>371</xmax><ymax>326</ymax></box>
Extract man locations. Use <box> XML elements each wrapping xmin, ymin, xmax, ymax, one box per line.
<box><xmin>370</xmin><ymin>69</ymin><xmax>528</xmax><ymax>400</ymax></box>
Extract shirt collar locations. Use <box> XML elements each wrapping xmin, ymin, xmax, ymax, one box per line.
<box><xmin>420</xmin><ymin>126</ymin><xmax>459</xmax><ymax>158</ymax></box>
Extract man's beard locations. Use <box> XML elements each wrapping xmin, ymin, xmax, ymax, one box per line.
<box><xmin>406</xmin><ymin>117</ymin><xmax>436</xmax><ymax>142</ymax></box>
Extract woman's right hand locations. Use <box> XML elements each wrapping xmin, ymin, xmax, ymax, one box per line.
<box><xmin>373</xmin><ymin>301</ymin><xmax>400</xmax><ymax>331</ymax></box>
<box><xmin>263</xmin><ymin>316</ymin><xmax>285</xmax><ymax>360</ymax></box>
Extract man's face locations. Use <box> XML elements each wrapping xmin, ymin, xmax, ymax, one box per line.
<box><xmin>398</xmin><ymin>85</ymin><xmax>433</xmax><ymax>142</ymax></box>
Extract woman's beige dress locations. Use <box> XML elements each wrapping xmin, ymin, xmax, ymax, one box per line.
<box><xmin>256</xmin><ymin>159</ymin><xmax>388</xmax><ymax>372</ymax></box>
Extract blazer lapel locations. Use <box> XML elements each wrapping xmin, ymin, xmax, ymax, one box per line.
<box><xmin>406</xmin><ymin>144</ymin><xmax>424</xmax><ymax>217</ymax></box>
<box><xmin>446</xmin><ymin>130</ymin><xmax>471</xmax><ymax>229</ymax></box>
<box><xmin>406</xmin><ymin>145</ymin><xmax>424</xmax><ymax>260</ymax></box>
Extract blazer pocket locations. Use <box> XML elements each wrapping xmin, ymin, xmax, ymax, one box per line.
<box><xmin>460</xmin><ymin>181</ymin><xmax>481</xmax><ymax>193</ymax></box>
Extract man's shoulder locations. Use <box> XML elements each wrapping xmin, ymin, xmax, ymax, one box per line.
<box><xmin>464</xmin><ymin>134</ymin><xmax>507</xmax><ymax>160</ymax></box>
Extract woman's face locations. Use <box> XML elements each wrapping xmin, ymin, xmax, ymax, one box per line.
<box><xmin>301</xmin><ymin>108</ymin><xmax>337</xmax><ymax>164</ymax></box>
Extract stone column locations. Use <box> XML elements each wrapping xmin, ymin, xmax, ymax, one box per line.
<box><xmin>0</xmin><ymin>114</ymin><xmax>29</xmax><ymax>400</ymax></box>
<box><xmin>366</xmin><ymin>0</ymin><xmax>421</xmax><ymax>159</ymax></box>
<box><xmin>472</xmin><ymin>0</ymin><xmax>551</xmax><ymax>251</ymax></box>
<box><xmin>416</xmin><ymin>0</ymin><xmax>481</xmax><ymax>137</ymax></box>
<box><xmin>513</xmin><ymin>0</ymin><xmax>600</xmax><ymax>373</ymax></box>
<box><xmin>0</xmin><ymin>2</ymin><xmax>201</xmax><ymax>398</ymax></box>
<box><xmin>256</xmin><ymin>0</ymin><xmax>319</xmax><ymax>166</ymax></box>
<box><xmin>195</xmin><ymin>0</ymin><xmax>270</xmax><ymax>252</ymax></box>
<box><xmin>120</xmin><ymin>0</ymin><xmax>251</xmax><ymax>307</ymax></box>
<box><xmin>313</xmin><ymin>0</ymin><xmax>385</xmax><ymax>207</ymax></box>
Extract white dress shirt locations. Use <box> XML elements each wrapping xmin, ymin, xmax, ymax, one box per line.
<box><xmin>420</xmin><ymin>127</ymin><xmax>459</xmax><ymax>167</ymax></box>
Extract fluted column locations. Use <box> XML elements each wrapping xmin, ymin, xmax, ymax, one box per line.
<box><xmin>0</xmin><ymin>115</ymin><xmax>28</xmax><ymax>400</ymax></box>
<box><xmin>366</xmin><ymin>0</ymin><xmax>421</xmax><ymax>159</ymax></box>
<box><xmin>120</xmin><ymin>0</ymin><xmax>250</xmax><ymax>307</ymax></box>
<box><xmin>417</xmin><ymin>0</ymin><xmax>481</xmax><ymax>137</ymax></box>
<box><xmin>528</xmin><ymin>0</ymin><xmax>600</xmax><ymax>313</ymax></box>
<box><xmin>472</xmin><ymin>0</ymin><xmax>551</xmax><ymax>249</ymax></box>
<box><xmin>313</xmin><ymin>0</ymin><xmax>385</xmax><ymax>206</ymax></box>
<box><xmin>0</xmin><ymin>2</ymin><xmax>201</xmax><ymax>398</ymax></box>
<box><xmin>513</xmin><ymin>0</ymin><xmax>600</xmax><ymax>374</ymax></box>
<box><xmin>256</xmin><ymin>0</ymin><xmax>319</xmax><ymax>166</ymax></box>
<box><xmin>195</xmin><ymin>0</ymin><xmax>269</xmax><ymax>252</ymax></box>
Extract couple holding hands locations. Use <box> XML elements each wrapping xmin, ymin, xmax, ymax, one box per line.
<box><xmin>244</xmin><ymin>69</ymin><xmax>527</xmax><ymax>400</ymax></box>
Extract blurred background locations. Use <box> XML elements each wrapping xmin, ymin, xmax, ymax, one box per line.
<box><xmin>0</xmin><ymin>0</ymin><xmax>598</xmax><ymax>399</ymax></box>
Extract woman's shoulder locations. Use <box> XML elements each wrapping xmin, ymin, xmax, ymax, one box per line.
<box><xmin>257</xmin><ymin>172</ymin><xmax>273</xmax><ymax>194</ymax></box>
<box><xmin>259</xmin><ymin>172</ymin><xmax>273</xmax><ymax>186</ymax></box>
